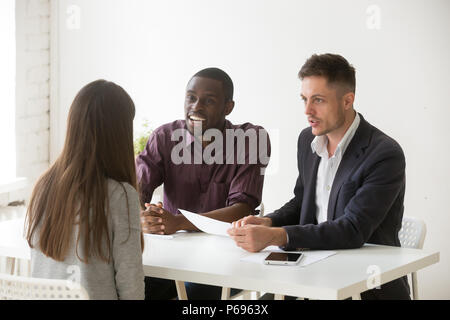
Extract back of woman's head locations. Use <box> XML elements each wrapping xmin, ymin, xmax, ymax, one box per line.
<box><xmin>26</xmin><ymin>79</ymin><xmax>136</xmax><ymax>263</ymax></box>
<box><xmin>63</xmin><ymin>80</ymin><xmax>136</xmax><ymax>184</ymax></box>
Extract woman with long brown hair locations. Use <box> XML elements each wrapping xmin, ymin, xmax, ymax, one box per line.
<box><xmin>25</xmin><ymin>80</ymin><xmax>144</xmax><ymax>299</ymax></box>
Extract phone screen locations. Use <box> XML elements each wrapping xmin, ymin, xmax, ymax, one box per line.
<box><xmin>265</xmin><ymin>252</ymin><xmax>303</xmax><ymax>262</ymax></box>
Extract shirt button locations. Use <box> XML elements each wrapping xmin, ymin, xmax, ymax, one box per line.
<box><xmin>327</xmin><ymin>185</ymin><xmax>331</xmax><ymax>191</ymax></box>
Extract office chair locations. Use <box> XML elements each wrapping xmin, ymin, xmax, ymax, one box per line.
<box><xmin>0</xmin><ymin>273</ymin><xmax>89</xmax><ymax>300</ymax></box>
<box><xmin>353</xmin><ymin>216</ymin><xmax>427</xmax><ymax>300</ymax></box>
<box><xmin>398</xmin><ymin>216</ymin><xmax>427</xmax><ymax>300</ymax></box>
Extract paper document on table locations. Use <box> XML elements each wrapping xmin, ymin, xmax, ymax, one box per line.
<box><xmin>178</xmin><ymin>209</ymin><xmax>231</xmax><ymax>237</ymax></box>
<box><xmin>241</xmin><ymin>246</ymin><xmax>337</xmax><ymax>267</ymax></box>
<box><xmin>144</xmin><ymin>231</ymin><xmax>187</xmax><ymax>240</ymax></box>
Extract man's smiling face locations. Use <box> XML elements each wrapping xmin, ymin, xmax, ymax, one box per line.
<box><xmin>184</xmin><ymin>76</ymin><xmax>232</xmax><ymax>136</ymax></box>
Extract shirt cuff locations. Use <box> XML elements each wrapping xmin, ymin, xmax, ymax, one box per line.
<box><xmin>279</xmin><ymin>226</ymin><xmax>292</xmax><ymax>251</ymax></box>
<box><xmin>227</xmin><ymin>193</ymin><xmax>259</xmax><ymax>212</ymax></box>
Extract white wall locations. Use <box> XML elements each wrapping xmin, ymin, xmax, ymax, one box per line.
<box><xmin>0</xmin><ymin>0</ymin><xmax>50</xmax><ymax>274</ymax></box>
<box><xmin>0</xmin><ymin>0</ymin><xmax>17</xmax><ymax>186</ymax></box>
<box><xmin>51</xmin><ymin>0</ymin><xmax>450</xmax><ymax>299</ymax></box>
<box><xmin>2</xmin><ymin>0</ymin><xmax>51</xmax><ymax>205</ymax></box>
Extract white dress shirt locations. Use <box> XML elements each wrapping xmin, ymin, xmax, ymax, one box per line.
<box><xmin>311</xmin><ymin>112</ymin><xmax>360</xmax><ymax>224</ymax></box>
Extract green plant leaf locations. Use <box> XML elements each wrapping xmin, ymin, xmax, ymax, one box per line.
<box><xmin>134</xmin><ymin>119</ymin><xmax>153</xmax><ymax>156</ymax></box>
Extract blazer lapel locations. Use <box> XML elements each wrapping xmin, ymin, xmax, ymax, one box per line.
<box><xmin>327</xmin><ymin>114</ymin><xmax>372</xmax><ymax>221</ymax></box>
<box><xmin>301</xmin><ymin>149</ymin><xmax>321</xmax><ymax>225</ymax></box>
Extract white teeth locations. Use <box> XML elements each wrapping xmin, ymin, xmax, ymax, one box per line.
<box><xmin>190</xmin><ymin>115</ymin><xmax>205</xmax><ymax>121</ymax></box>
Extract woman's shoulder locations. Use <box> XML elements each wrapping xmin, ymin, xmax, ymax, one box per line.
<box><xmin>107</xmin><ymin>179</ymin><xmax>139</xmax><ymax>206</ymax></box>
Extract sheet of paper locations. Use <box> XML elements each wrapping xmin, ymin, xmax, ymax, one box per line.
<box><xmin>144</xmin><ymin>233</ymin><xmax>183</xmax><ymax>239</ymax></box>
<box><xmin>144</xmin><ymin>233</ymin><xmax>175</xmax><ymax>240</ymax></box>
<box><xmin>178</xmin><ymin>209</ymin><xmax>231</xmax><ymax>237</ymax></box>
<box><xmin>240</xmin><ymin>246</ymin><xmax>337</xmax><ymax>267</ymax></box>
<box><xmin>144</xmin><ymin>230</ymin><xmax>188</xmax><ymax>240</ymax></box>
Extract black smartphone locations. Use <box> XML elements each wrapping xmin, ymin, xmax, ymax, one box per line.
<box><xmin>264</xmin><ymin>252</ymin><xmax>304</xmax><ymax>265</ymax></box>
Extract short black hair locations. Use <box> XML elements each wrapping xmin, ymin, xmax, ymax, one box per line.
<box><xmin>299</xmin><ymin>53</ymin><xmax>356</xmax><ymax>94</ymax></box>
<box><xmin>191</xmin><ymin>67</ymin><xmax>234</xmax><ymax>102</ymax></box>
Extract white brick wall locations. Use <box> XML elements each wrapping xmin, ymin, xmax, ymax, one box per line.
<box><xmin>5</xmin><ymin>0</ymin><xmax>51</xmax><ymax>205</ymax></box>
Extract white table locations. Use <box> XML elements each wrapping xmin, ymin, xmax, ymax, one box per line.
<box><xmin>0</xmin><ymin>218</ymin><xmax>440</xmax><ymax>300</ymax></box>
<box><xmin>142</xmin><ymin>232</ymin><xmax>439</xmax><ymax>300</ymax></box>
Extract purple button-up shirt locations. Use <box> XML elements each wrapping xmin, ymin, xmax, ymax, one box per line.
<box><xmin>136</xmin><ymin>120</ymin><xmax>271</xmax><ymax>215</ymax></box>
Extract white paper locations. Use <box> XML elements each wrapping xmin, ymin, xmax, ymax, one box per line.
<box><xmin>144</xmin><ymin>233</ymin><xmax>175</xmax><ymax>240</ymax></box>
<box><xmin>240</xmin><ymin>246</ymin><xmax>337</xmax><ymax>267</ymax></box>
<box><xmin>178</xmin><ymin>209</ymin><xmax>231</xmax><ymax>237</ymax></box>
<box><xmin>144</xmin><ymin>230</ymin><xmax>190</xmax><ymax>240</ymax></box>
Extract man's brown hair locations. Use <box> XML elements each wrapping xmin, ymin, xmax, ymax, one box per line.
<box><xmin>299</xmin><ymin>53</ymin><xmax>356</xmax><ymax>94</ymax></box>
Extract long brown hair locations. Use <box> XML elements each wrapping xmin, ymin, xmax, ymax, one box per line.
<box><xmin>26</xmin><ymin>79</ymin><xmax>141</xmax><ymax>263</ymax></box>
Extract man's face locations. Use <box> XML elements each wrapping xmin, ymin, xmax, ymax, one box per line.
<box><xmin>301</xmin><ymin>76</ymin><xmax>346</xmax><ymax>137</ymax></box>
<box><xmin>184</xmin><ymin>76</ymin><xmax>233</xmax><ymax>136</ymax></box>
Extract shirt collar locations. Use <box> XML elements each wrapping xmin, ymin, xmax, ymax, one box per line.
<box><xmin>311</xmin><ymin>112</ymin><xmax>361</xmax><ymax>158</ymax></box>
<box><xmin>310</xmin><ymin>134</ymin><xmax>328</xmax><ymax>158</ymax></box>
<box><xmin>185</xmin><ymin>119</ymin><xmax>233</xmax><ymax>146</ymax></box>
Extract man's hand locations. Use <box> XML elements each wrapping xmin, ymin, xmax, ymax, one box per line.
<box><xmin>140</xmin><ymin>202</ymin><xmax>180</xmax><ymax>235</ymax></box>
<box><xmin>227</xmin><ymin>224</ymin><xmax>288</xmax><ymax>253</ymax></box>
<box><xmin>231</xmin><ymin>215</ymin><xmax>272</xmax><ymax>228</ymax></box>
<box><xmin>227</xmin><ymin>225</ymin><xmax>272</xmax><ymax>252</ymax></box>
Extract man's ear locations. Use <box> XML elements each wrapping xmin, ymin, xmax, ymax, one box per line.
<box><xmin>225</xmin><ymin>100</ymin><xmax>235</xmax><ymax>116</ymax></box>
<box><xmin>343</xmin><ymin>92</ymin><xmax>355</xmax><ymax>110</ymax></box>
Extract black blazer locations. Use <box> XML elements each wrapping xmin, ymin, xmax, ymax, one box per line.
<box><xmin>266</xmin><ymin>113</ymin><xmax>410</xmax><ymax>299</ymax></box>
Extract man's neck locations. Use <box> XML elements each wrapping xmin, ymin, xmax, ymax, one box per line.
<box><xmin>326</xmin><ymin>110</ymin><xmax>356</xmax><ymax>157</ymax></box>
<box><xmin>200</xmin><ymin>120</ymin><xmax>227</xmax><ymax>149</ymax></box>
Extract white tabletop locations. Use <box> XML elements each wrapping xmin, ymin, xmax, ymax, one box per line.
<box><xmin>142</xmin><ymin>232</ymin><xmax>439</xmax><ymax>300</ymax></box>
<box><xmin>0</xmin><ymin>217</ymin><xmax>439</xmax><ymax>300</ymax></box>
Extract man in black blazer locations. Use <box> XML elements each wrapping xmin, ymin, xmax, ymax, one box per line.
<box><xmin>228</xmin><ymin>53</ymin><xmax>410</xmax><ymax>300</ymax></box>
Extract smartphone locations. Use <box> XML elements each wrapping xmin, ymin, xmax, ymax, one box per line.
<box><xmin>264</xmin><ymin>252</ymin><xmax>303</xmax><ymax>266</ymax></box>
